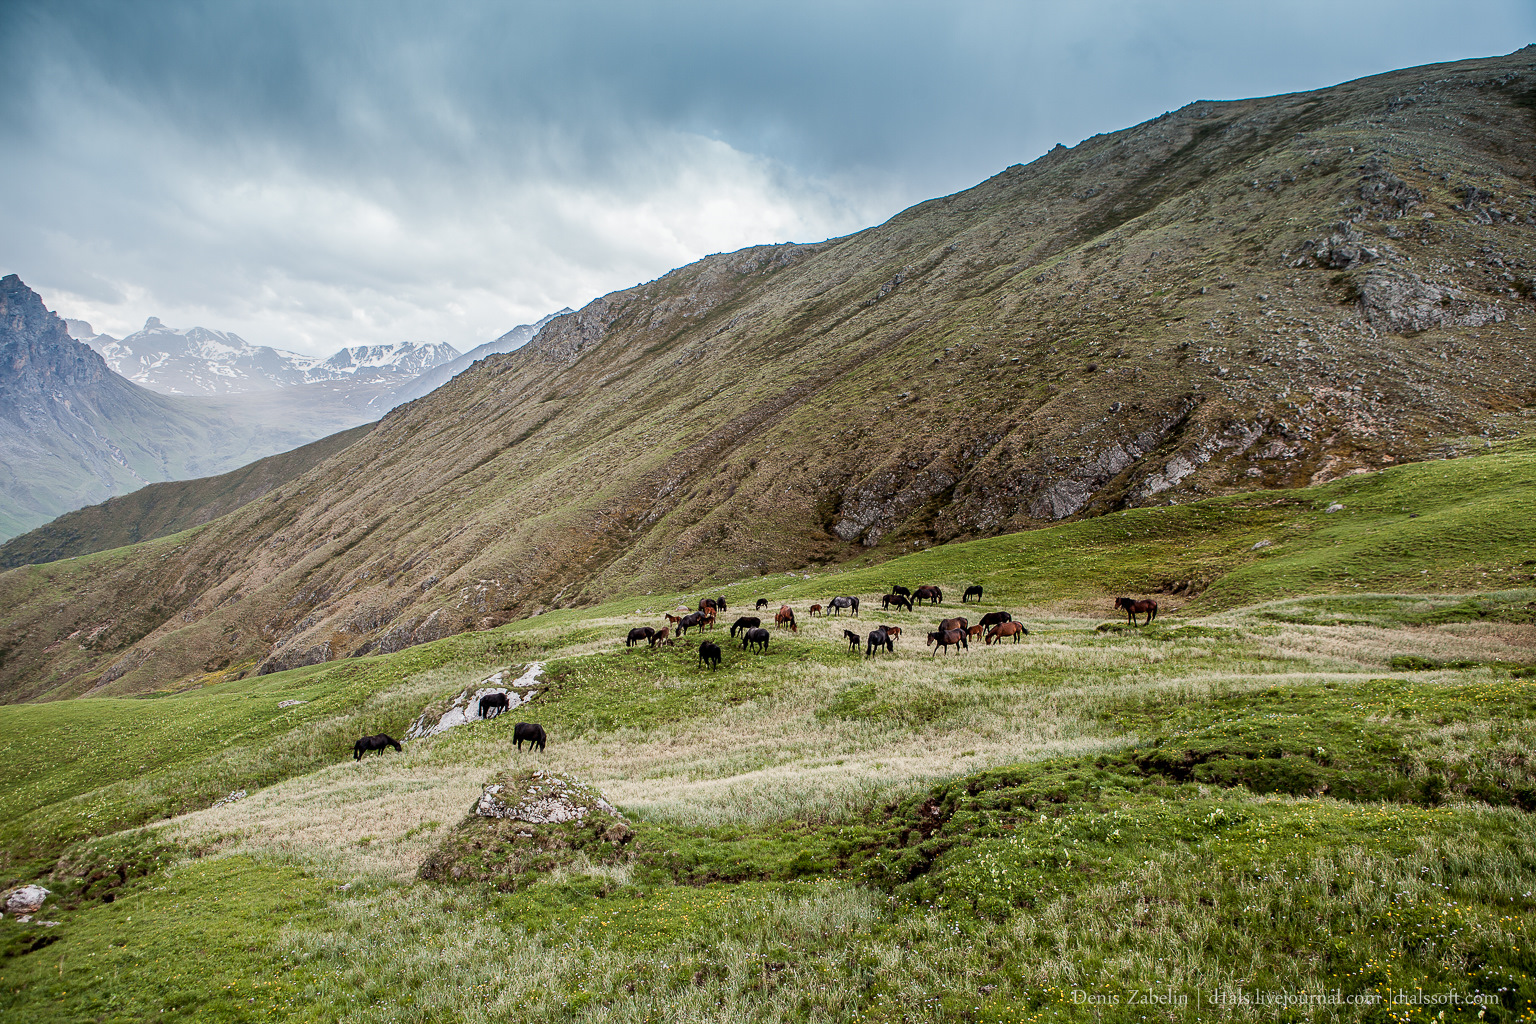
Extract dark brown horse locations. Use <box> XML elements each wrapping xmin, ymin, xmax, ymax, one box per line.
<box><xmin>966</xmin><ymin>624</ymin><xmax>984</xmax><ymax>643</ymax></box>
<box><xmin>938</xmin><ymin>616</ymin><xmax>969</xmax><ymax>634</ymax></box>
<box><xmin>354</xmin><ymin>734</ymin><xmax>401</xmax><ymax>760</ymax></box>
<box><xmin>913</xmin><ymin>585</ymin><xmax>943</xmax><ymax>606</ymax></box>
<box><xmin>843</xmin><ymin>629</ymin><xmax>861</xmax><ymax>652</ymax></box>
<box><xmin>978</xmin><ymin>611</ymin><xmax>1012</xmax><ymax>629</ymax></box>
<box><xmin>882</xmin><ymin>593</ymin><xmax>914</xmax><ymax>612</ymax></box>
<box><xmin>649</xmin><ymin>625</ymin><xmax>671</xmax><ymax>647</ymax></box>
<box><xmin>755</xmin><ymin>598</ymin><xmax>770</xmax><ymax>610</ymax></box>
<box><xmin>730</xmin><ymin>616</ymin><xmax>761</xmax><ymax>638</ymax></box>
<box><xmin>926</xmin><ymin>629</ymin><xmax>967</xmax><ymax>655</ymax></box>
<box><xmin>1115</xmin><ymin>597</ymin><xmax>1159</xmax><ymax>626</ymax></box>
<box><xmin>866</xmin><ymin>627</ymin><xmax>893</xmax><ymax>657</ymax></box>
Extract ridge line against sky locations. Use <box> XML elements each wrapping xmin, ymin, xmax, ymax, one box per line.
<box><xmin>2</xmin><ymin>0</ymin><xmax>1532</xmax><ymax>358</ymax></box>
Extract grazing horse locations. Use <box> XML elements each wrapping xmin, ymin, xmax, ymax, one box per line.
<box><xmin>478</xmin><ymin>693</ymin><xmax>510</xmax><ymax>719</ymax></box>
<box><xmin>963</xmin><ymin>585</ymin><xmax>984</xmax><ymax>603</ymax></box>
<box><xmin>1115</xmin><ymin>597</ymin><xmax>1159</xmax><ymax>626</ymax></box>
<box><xmin>730</xmin><ymin>616</ymin><xmax>761</xmax><ymax>638</ymax></box>
<box><xmin>649</xmin><ymin>625</ymin><xmax>671</xmax><ymax>647</ymax></box>
<box><xmin>699</xmin><ymin>599</ymin><xmax>718</xmax><ymax>615</ymax></box>
<box><xmin>698</xmin><ymin>641</ymin><xmax>722</xmax><ymax>671</ymax></box>
<box><xmin>890</xmin><ymin>584</ymin><xmax>912</xmax><ymax>598</ymax></box>
<box><xmin>775</xmin><ymin>605</ymin><xmax>797</xmax><ymax>633</ymax></box>
<box><xmin>742</xmin><ymin>628</ymin><xmax>770</xmax><ymax>653</ymax></box>
<box><xmin>978</xmin><ymin>611</ymin><xmax>1012</xmax><ymax>629</ymax></box>
<box><xmin>513</xmin><ymin>722</ymin><xmax>547</xmax><ymax>752</ymax></box>
<box><xmin>678</xmin><ymin>611</ymin><xmax>708</xmax><ymax>636</ymax></box>
<box><xmin>843</xmin><ymin>629</ymin><xmax>862</xmax><ymax>652</ymax></box>
<box><xmin>809</xmin><ymin>603</ymin><xmax>823</xmax><ymax>617</ymax></box>
<box><xmin>866</xmin><ymin>627</ymin><xmax>893</xmax><ymax>658</ymax></box>
<box><xmin>828</xmin><ymin>596</ymin><xmax>859</xmax><ymax>617</ymax></box>
<box><xmin>883</xmin><ymin>625</ymin><xmax>903</xmax><ymax>641</ymax></box>
<box><xmin>938</xmin><ymin>616</ymin><xmax>969</xmax><ymax>634</ymax></box>
<box><xmin>665</xmin><ymin>613</ymin><xmax>683</xmax><ymax>627</ymax></box>
<box><xmin>882</xmin><ymin>593</ymin><xmax>914</xmax><ymax>612</ymax></box>
<box><xmin>755</xmin><ymin>598</ymin><xmax>770</xmax><ymax>610</ymax></box>
<box><xmin>701</xmin><ymin>610</ymin><xmax>717</xmax><ymax>630</ymax></box>
<box><xmin>926</xmin><ymin>629</ymin><xmax>968</xmax><ymax>655</ymax></box>
<box><xmin>986</xmin><ymin>621</ymin><xmax>1029</xmax><ymax>644</ymax></box>
<box><xmin>354</xmin><ymin>734</ymin><xmax>401</xmax><ymax>760</ymax></box>
<box><xmin>626</xmin><ymin>626</ymin><xmax>655</xmax><ymax>647</ymax></box>
<box><xmin>966</xmin><ymin>625</ymin><xmax>985</xmax><ymax>644</ymax></box>
<box><xmin>913</xmin><ymin>585</ymin><xmax>943</xmax><ymax>606</ymax></box>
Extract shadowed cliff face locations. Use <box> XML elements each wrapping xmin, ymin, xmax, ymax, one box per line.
<box><xmin>3</xmin><ymin>49</ymin><xmax>1535</xmax><ymax>701</ymax></box>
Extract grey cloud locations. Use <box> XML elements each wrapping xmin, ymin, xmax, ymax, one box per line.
<box><xmin>1</xmin><ymin>0</ymin><xmax>1532</xmax><ymax>354</ymax></box>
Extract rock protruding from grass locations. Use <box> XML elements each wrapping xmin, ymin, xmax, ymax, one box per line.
<box><xmin>403</xmin><ymin>663</ymin><xmax>542</xmax><ymax>740</ymax></box>
<box><xmin>419</xmin><ymin>769</ymin><xmax>633</xmax><ymax>888</ymax></box>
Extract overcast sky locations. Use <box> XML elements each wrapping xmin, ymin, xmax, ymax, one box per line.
<box><xmin>2</xmin><ymin>1</ymin><xmax>1532</xmax><ymax>356</ymax></box>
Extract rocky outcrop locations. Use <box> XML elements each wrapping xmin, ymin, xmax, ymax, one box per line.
<box><xmin>403</xmin><ymin>664</ymin><xmax>543</xmax><ymax>740</ymax></box>
<box><xmin>1359</xmin><ymin>268</ymin><xmax>1505</xmax><ymax>334</ymax></box>
<box><xmin>419</xmin><ymin>769</ymin><xmax>633</xmax><ymax>889</ymax></box>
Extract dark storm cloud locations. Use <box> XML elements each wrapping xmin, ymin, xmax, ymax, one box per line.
<box><xmin>1</xmin><ymin>0</ymin><xmax>1532</xmax><ymax>354</ymax></box>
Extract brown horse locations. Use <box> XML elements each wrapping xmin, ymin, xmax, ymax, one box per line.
<box><xmin>649</xmin><ymin>625</ymin><xmax>671</xmax><ymax>647</ymax></box>
<box><xmin>809</xmin><ymin>603</ymin><xmax>823</xmax><ymax>617</ymax></box>
<box><xmin>1115</xmin><ymin>597</ymin><xmax>1159</xmax><ymax>626</ymax></box>
<box><xmin>775</xmin><ymin>605</ymin><xmax>797</xmax><ymax>633</ymax></box>
<box><xmin>966</xmin><ymin>624</ymin><xmax>985</xmax><ymax>643</ymax></box>
<box><xmin>665</xmin><ymin>613</ymin><xmax>683</xmax><ymax>626</ymax></box>
<box><xmin>913</xmin><ymin>585</ymin><xmax>943</xmax><ymax>606</ymax></box>
<box><xmin>938</xmin><ymin>617</ymin><xmax>969</xmax><ymax>634</ymax></box>
<box><xmin>883</xmin><ymin>625</ymin><xmax>903</xmax><ymax>641</ymax></box>
<box><xmin>926</xmin><ymin>628</ymin><xmax>967</xmax><ymax>655</ymax></box>
<box><xmin>986</xmin><ymin>621</ymin><xmax>1028</xmax><ymax>644</ymax></box>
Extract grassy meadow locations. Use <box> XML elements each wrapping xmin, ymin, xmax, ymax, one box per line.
<box><xmin>1</xmin><ymin>444</ymin><xmax>1535</xmax><ymax>1021</ymax></box>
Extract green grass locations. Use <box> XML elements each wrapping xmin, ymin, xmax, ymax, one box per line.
<box><xmin>2</xmin><ymin>444</ymin><xmax>1536</xmax><ymax>1020</ymax></box>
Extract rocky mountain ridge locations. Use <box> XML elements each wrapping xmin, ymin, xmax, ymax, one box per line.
<box><xmin>71</xmin><ymin>317</ymin><xmax>460</xmax><ymax>396</ymax></box>
<box><xmin>1</xmin><ymin>48</ymin><xmax>1533</xmax><ymax>701</ymax></box>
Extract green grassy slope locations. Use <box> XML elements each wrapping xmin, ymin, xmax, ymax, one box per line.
<box><xmin>1</xmin><ymin>49</ymin><xmax>1533</xmax><ymax>697</ymax></box>
<box><xmin>0</xmin><ymin>440</ymin><xmax>1533</xmax><ymax>1019</ymax></box>
<box><xmin>0</xmin><ymin>422</ymin><xmax>375</xmax><ymax>569</ymax></box>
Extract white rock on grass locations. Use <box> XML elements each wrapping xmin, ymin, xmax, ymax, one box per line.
<box><xmin>404</xmin><ymin>663</ymin><xmax>543</xmax><ymax>740</ymax></box>
<box><xmin>474</xmin><ymin>770</ymin><xmax>623</xmax><ymax>825</ymax></box>
<box><xmin>3</xmin><ymin>884</ymin><xmax>50</xmax><ymax>921</ymax></box>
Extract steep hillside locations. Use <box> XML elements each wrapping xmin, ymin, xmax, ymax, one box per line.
<box><xmin>1</xmin><ymin>49</ymin><xmax>1533</xmax><ymax>699</ymax></box>
<box><xmin>0</xmin><ymin>421</ymin><xmax>375</xmax><ymax>569</ymax></box>
<box><xmin>0</xmin><ymin>276</ymin><xmax>362</xmax><ymax>541</ymax></box>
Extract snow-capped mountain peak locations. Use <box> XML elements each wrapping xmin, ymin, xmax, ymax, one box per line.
<box><xmin>85</xmin><ymin>318</ymin><xmax>460</xmax><ymax>396</ymax></box>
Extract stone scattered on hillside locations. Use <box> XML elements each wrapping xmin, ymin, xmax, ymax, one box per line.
<box><xmin>419</xmin><ymin>769</ymin><xmax>633</xmax><ymax>889</ymax></box>
<box><xmin>2</xmin><ymin>884</ymin><xmax>49</xmax><ymax>921</ymax></box>
<box><xmin>403</xmin><ymin>664</ymin><xmax>543</xmax><ymax>741</ymax></box>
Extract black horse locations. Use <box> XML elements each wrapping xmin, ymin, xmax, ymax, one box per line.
<box><xmin>963</xmin><ymin>585</ymin><xmax>984</xmax><ymax>603</ymax></box>
<box><xmin>828</xmin><ymin>595</ymin><xmax>859</xmax><ymax>617</ymax></box>
<box><xmin>677</xmin><ymin>611</ymin><xmax>707</xmax><ymax>636</ymax></box>
<box><xmin>478</xmin><ymin>693</ymin><xmax>511</xmax><ymax>718</ymax></box>
<box><xmin>755</xmin><ymin>598</ymin><xmax>770</xmax><ymax>610</ymax></box>
<box><xmin>742</xmin><ymin>627</ymin><xmax>770</xmax><ymax>653</ymax></box>
<box><xmin>715</xmin><ymin>596</ymin><xmax>729</xmax><ymax>614</ymax></box>
<box><xmin>513</xmin><ymin>722</ymin><xmax>547</xmax><ymax>752</ymax></box>
<box><xmin>353</xmin><ymin>734</ymin><xmax>401</xmax><ymax>760</ymax></box>
<box><xmin>881</xmin><ymin>593</ymin><xmax>913</xmax><ymax>612</ymax></box>
<box><xmin>866</xmin><ymin>627</ymin><xmax>893</xmax><ymax>658</ymax></box>
<box><xmin>978</xmin><ymin>611</ymin><xmax>1012</xmax><ymax>629</ymax></box>
<box><xmin>626</xmin><ymin>626</ymin><xmax>655</xmax><ymax>647</ymax></box>
<box><xmin>730</xmin><ymin>615</ymin><xmax>762</xmax><ymax>638</ymax></box>
<box><xmin>699</xmin><ymin>640</ymin><xmax>722</xmax><ymax>671</ymax></box>
<box><xmin>890</xmin><ymin>584</ymin><xmax>912</xmax><ymax>598</ymax></box>
<box><xmin>913</xmin><ymin>585</ymin><xmax>943</xmax><ymax>606</ymax></box>
<box><xmin>843</xmin><ymin>629</ymin><xmax>862</xmax><ymax>652</ymax></box>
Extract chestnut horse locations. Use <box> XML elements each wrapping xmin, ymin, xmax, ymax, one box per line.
<box><xmin>986</xmin><ymin>621</ymin><xmax>1028</xmax><ymax>644</ymax></box>
<box><xmin>775</xmin><ymin>605</ymin><xmax>797</xmax><ymax>633</ymax></box>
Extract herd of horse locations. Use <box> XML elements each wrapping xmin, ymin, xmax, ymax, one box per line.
<box><xmin>353</xmin><ymin>587</ymin><xmax>1161</xmax><ymax>760</ymax></box>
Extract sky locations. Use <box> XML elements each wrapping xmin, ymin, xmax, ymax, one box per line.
<box><xmin>2</xmin><ymin>1</ymin><xmax>1533</xmax><ymax>357</ymax></box>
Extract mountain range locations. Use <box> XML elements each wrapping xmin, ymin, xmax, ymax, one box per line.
<box><xmin>1</xmin><ymin>47</ymin><xmax>1532</xmax><ymax>700</ymax></box>
<box><xmin>68</xmin><ymin>317</ymin><xmax>460</xmax><ymax>396</ymax></box>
